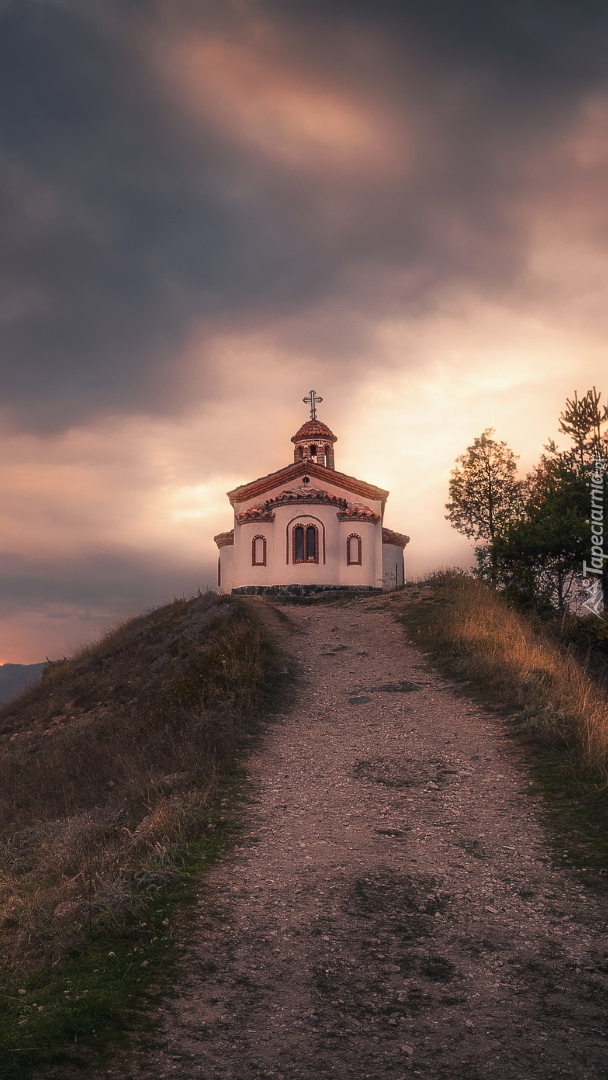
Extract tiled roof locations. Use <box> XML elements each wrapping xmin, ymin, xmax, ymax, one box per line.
<box><xmin>235</xmin><ymin>506</ymin><xmax>276</xmax><ymax>524</ymax></box>
<box><xmin>337</xmin><ymin>505</ymin><xmax>381</xmax><ymax>524</ymax></box>
<box><xmin>291</xmin><ymin>420</ymin><xmax>337</xmax><ymax>443</ymax></box>
<box><xmin>227</xmin><ymin>460</ymin><xmax>388</xmax><ymax>505</ymax></box>
<box><xmin>213</xmin><ymin>530</ymin><xmax>234</xmax><ymax>547</ymax></box>
<box><xmin>382</xmin><ymin>527</ymin><xmax>410</xmax><ymax>548</ymax></box>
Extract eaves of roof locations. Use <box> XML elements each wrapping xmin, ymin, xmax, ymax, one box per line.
<box><xmin>227</xmin><ymin>459</ymin><xmax>389</xmax><ymax>506</ymax></box>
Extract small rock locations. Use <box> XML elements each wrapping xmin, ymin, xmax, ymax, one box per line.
<box><xmin>401</xmin><ymin>1044</ymin><xmax>414</xmax><ymax>1056</ymax></box>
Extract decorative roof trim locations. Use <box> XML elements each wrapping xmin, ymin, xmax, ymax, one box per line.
<box><xmin>382</xmin><ymin>527</ymin><xmax>410</xmax><ymax>548</ymax></box>
<box><xmin>227</xmin><ymin>460</ymin><xmax>389</xmax><ymax>505</ymax></box>
<box><xmin>337</xmin><ymin>507</ymin><xmax>380</xmax><ymax>524</ymax></box>
<box><xmin>236</xmin><ymin>487</ymin><xmax>348</xmax><ymax>525</ymax></box>
<box><xmin>235</xmin><ymin>508</ymin><xmax>276</xmax><ymax>525</ymax></box>
<box><xmin>269</xmin><ymin>487</ymin><xmax>347</xmax><ymax>510</ymax></box>
<box><xmin>214</xmin><ymin>530</ymin><xmax>234</xmax><ymax>548</ymax></box>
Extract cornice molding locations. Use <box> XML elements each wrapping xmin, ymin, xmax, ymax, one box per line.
<box><xmin>214</xmin><ymin>530</ymin><xmax>234</xmax><ymax>548</ymax></box>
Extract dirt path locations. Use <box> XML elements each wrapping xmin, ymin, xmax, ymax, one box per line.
<box><xmin>119</xmin><ymin>596</ymin><xmax>608</xmax><ymax>1079</ymax></box>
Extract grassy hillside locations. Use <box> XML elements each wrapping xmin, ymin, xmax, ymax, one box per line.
<box><xmin>398</xmin><ymin>572</ymin><xmax>608</xmax><ymax>873</ymax></box>
<box><xmin>0</xmin><ymin>591</ymin><xmax>286</xmax><ymax>1077</ymax></box>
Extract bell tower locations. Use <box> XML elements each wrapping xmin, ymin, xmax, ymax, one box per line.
<box><xmin>291</xmin><ymin>392</ymin><xmax>337</xmax><ymax>468</ymax></box>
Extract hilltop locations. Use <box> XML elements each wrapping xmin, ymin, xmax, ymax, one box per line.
<box><xmin>88</xmin><ymin>587</ymin><xmax>608</xmax><ymax>1080</ymax></box>
<box><xmin>3</xmin><ymin>578</ymin><xmax>608</xmax><ymax>1080</ymax></box>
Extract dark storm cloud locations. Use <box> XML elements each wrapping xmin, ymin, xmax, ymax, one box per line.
<box><xmin>0</xmin><ymin>546</ymin><xmax>208</xmax><ymax>621</ymax></box>
<box><xmin>0</xmin><ymin>0</ymin><xmax>314</xmax><ymax>429</ymax></box>
<box><xmin>2</xmin><ymin>0</ymin><xmax>608</xmax><ymax>431</ymax></box>
<box><xmin>276</xmin><ymin>0</ymin><xmax>608</xmax><ymax>84</ymax></box>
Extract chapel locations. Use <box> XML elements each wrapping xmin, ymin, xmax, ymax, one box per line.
<box><xmin>214</xmin><ymin>393</ymin><xmax>409</xmax><ymax>594</ymax></box>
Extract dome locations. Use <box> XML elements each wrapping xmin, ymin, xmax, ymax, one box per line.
<box><xmin>291</xmin><ymin>420</ymin><xmax>337</xmax><ymax>444</ymax></box>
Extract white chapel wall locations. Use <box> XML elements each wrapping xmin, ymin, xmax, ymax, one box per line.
<box><xmin>230</xmin><ymin>503</ymin><xmax>383</xmax><ymax>590</ymax></box>
<box><xmin>382</xmin><ymin>542</ymin><xmax>405</xmax><ymax>590</ymax></box>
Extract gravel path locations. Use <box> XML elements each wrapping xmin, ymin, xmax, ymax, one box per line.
<box><xmin>121</xmin><ymin>595</ymin><xmax>608</xmax><ymax>1079</ymax></box>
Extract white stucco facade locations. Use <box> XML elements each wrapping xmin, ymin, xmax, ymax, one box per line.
<box><xmin>214</xmin><ymin>415</ymin><xmax>409</xmax><ymax>594</ymax></box>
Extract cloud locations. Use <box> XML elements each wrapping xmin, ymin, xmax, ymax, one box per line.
<box><xmin>0</xmin><ymin>546</ymin><xmax>210</xmax><ymax>663</ymax></box>
<box><xmin>2</xmin><ymin>0</ymin><xmax>608</xmax><ymax>657</ymax></box>
<box><xmin>160</xmin><ymin>33</ymin><xmax>399</xmax><ymax>173</ymax></box>
<box><xmin>1</xmin><ymin>0</ymin><xmax>606</xmax><ymax>432</ymax></box>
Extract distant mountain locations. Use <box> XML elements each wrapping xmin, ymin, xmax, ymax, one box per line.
<box><xmin>0</xmin><ymin>663</ymin><xmax>46</xmax><ymax>705</ymax></box>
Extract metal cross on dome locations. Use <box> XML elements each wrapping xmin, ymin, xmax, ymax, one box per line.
<box><xmin>303</xmin><ymin>390</ymin><xmax>323</xmax><ymax>420</ymax></box>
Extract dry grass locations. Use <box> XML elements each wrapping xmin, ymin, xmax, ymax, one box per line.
<box><xmin>399</xmin><ymin>572</ymin><xmax>608</xmax><ymax>779</ymax></box>
<box><xmin>0</xmin><ymin>592</ymin><xmax>280</xmax><ymax>980</ymax></box>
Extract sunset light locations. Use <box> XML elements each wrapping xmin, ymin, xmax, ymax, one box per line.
<box><xmin>1</xmin><ymin>1</ymin><xmax>607</xmax><ymax>661</ymax></box>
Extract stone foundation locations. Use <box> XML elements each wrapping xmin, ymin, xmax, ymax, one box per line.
<box><xmin>231</xmin><ymin>584</ymin><xmax>382</xmax><ymax>596</ymax></box>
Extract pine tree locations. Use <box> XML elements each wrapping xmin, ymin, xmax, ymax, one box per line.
<box><xmin>556</xmin><ymin>387</ymin><xmax>608</xmax><ymax>469</ymax></box>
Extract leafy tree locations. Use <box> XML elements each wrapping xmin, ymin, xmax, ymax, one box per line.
<box><xmin>489</xmin><ymin>389</ymin><xmax>608</xmax><ymax>613</ymax></box>
<box><xmin>492</xmin><ymin>460</ymin><xmax>588</xmax><ymax>614</ymax></box>
<box><xmin>445</xmin><ymin>429</ymin><xmax>523</xmax><ymax>582</ymax></box>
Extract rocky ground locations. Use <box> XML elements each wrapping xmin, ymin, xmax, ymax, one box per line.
<box><xmin>107</xmin><ymin>594</ymin><xmax>608</xmax><ymax>1079</ymax></box>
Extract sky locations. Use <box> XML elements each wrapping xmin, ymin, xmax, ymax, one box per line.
<box><xmin>2</xmin><ymin>0</ymin><xmax>608</xmax><ymax>661</ymax></box>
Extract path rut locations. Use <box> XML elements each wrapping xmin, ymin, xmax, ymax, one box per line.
<box><xmin>117</xmin><ymin>596</ymin><xmax>608</xmax><ymax>1079</ymax></box>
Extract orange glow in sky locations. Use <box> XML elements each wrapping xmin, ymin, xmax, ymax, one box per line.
<box><xmin>1</xmin><ymin>2</ymin><xmax>608</xmax><ymax>660</ymax></box>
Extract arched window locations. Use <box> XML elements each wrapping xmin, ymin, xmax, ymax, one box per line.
<box><xmin>293</xmin><ymin>523</ymin><xmax>318</xmax><ymax>563</ymax></box>
<box><xmin>217</xmin><ymin>557</ymin><xmax>221</xmax><ymax>587</ymax></box>
<box><xmin>252</xmin><ymin>535</ymin><xmax>267</xmax><ymax>566</ymax></box>
<box><xmin>347</xmin><ymin>534</ymin><xmax>362</xmax><ymax>565</ymax></box>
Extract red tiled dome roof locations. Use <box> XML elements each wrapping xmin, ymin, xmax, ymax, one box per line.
<box><xmin>291</xmin><ymin>420</ymin><xmax>337</xmax><ymax>443</ymax></box>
